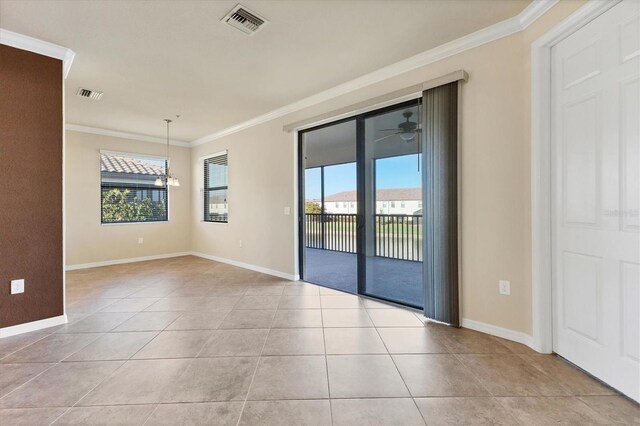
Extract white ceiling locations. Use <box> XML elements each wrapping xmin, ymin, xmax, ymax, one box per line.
<box><xmin>0</xmin><ymin>0</ymin><xmax>529</xmax><ymax>142</ymax></box>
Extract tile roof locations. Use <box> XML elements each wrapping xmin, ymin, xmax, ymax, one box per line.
<box><xmin>325</xmin><ymin>188</ymin><xmax>421</xmax><ymax>202</ymax></box>
<box><xmin>101</xmin><ymin>153</ymin><xmax>165</xmax><ymax>176</ymax></box>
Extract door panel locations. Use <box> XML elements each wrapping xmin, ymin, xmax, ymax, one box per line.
<box><xmin>621</xmin><ymin>15</ymin><xmax>640</xmax><ymax>62</ymax></box>
<box><xmin>301</xmin><ymin>120</ymin><xmax>358</xmax><ymax>294</ymax></box>
<box><xmin>562</xmin><ymin>94</ymin><xmax>600</xmax><ymax>226</ymax></box>
<box><xmin>562</xmin><ymin>252</ymin><xmax>601</xmax><ymax>342</ymax></box>
<box><xmin>562</xmin><ymin>41</ymin><xmax>600</xmax><ymax>89</ymax></box>
<box><xmin>622</xmin><ymin>77</ymin><xmax>639</xmax><ymax>231</ymax></box>
<box><xmin>622</xmin><ymin>262</ymin><xmax>640</xmax><ymax>363</ymax></box>
<box><xmin>362</xmin><ymin>101</ymin><xmax>424</xmax><ymax>308</ymax></box>
<box><xmin>552</xmin><ymin>0</ymin><xmax>640</xmax><ymax>401</ymax></box>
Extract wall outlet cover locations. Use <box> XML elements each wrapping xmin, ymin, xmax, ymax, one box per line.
<box><xmin>11</xmin><ymin>279</ymin><xmax>25</xmax><ymax>294</ymax></box>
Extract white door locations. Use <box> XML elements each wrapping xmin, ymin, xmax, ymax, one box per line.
<box><xmin>552</xmin><ymin>0</ymin><xmax>640</xmax><ymax>401</ymax></box>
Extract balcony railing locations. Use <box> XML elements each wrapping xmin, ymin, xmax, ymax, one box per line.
<box><xmin>305</xmin><ymin>213</ymin><xmax>422</xmax><ymax>262</ymax></box>
<box><xmin>375</xmin><ymin>214</ymin><xmax>423</xmax><ymax>262</ymax></box>
<box><xmin>305</xmin><ymin>213</ymin><xmax>356</xmax><ymax>253</ymax></box>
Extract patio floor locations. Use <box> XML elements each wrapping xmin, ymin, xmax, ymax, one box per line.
<box><xmin>303</xmin><ymin>248</ymin><xmax>423</xmax><ymax>307</ymax></box>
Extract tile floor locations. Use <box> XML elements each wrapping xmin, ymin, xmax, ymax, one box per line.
<box><xmin>0</xmin><ymin>256</ymin><xmax>638</xmax><ymax>425</ymax></box>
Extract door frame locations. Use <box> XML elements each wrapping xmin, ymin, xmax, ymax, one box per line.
<box><xmin>530</xmin><ymin>0</ymin><xmax>621</xmax><ymax>353</ymax></box>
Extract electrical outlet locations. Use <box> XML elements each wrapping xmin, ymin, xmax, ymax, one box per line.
<box><xmin>499</xmin><ymin>280</ymin><xmax>511</xmax><ymax>296</ymax></box>
<box><xmin>11</xmin><ymin>279</ymin><xmax>24</xmax><ymax>295</ymax></box>
<box><xmin>284</xmin><ymin>206</ymin><xmax>291</xmax><ymax>216</ymax></box>
<box><xmin>138</xmin><ymin>237</ymin><xmax>144</xmax><ymax>244</ymax></box>
<box><xmin>239</xmin><ymin>239</ymin><xmax>243</xmax><ymax>248</ymax></box>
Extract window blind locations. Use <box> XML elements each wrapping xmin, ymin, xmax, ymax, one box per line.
<box><xmin>422</xmin><ymin>82</ymin><xmax>459</xmax><ymax>326</ymax></box>
<box><xmin>204</xmin><ymin>152</ymin><xmax>228</xmax><ymax>223</ymax></box>
<box><xmin>100</xmin><ymin>152</ymin><xmax>168</xmax><ymax>224</ymax></box>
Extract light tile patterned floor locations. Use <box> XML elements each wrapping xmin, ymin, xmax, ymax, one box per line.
<box><xmin>0</xmin><ymin>256</ymin><xmax>638</xmax><ymax>425</ymax></box>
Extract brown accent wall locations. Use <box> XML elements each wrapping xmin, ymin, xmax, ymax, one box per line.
<box><xmin>0</xmin><ymin>44</ymin><xmax>63</xmax><ymax>328</ymax></box>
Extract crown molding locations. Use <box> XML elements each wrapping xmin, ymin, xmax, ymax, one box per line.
<box><xmin>4</xmin><ymin>0</ymin><xmax>559</xmax><ymax>148</ymax></box>
<box><xmin>65</xmin><ymin>124</ymin><xmax>190</xmax><ymax>147</ymax></box>
<box><xmin>191</xmin><ymin>0</ymin><xmax>558</xmax><ymax>146</ymax></box>
<box><xmin>0</xmin><ymin>28</ymin><xmax>75</xmax><ymax>78</ymax></box>
<box><xmin>517</xmin><ymin>0</ymin><xmax>559</xmax><ymax>30</ymax></box>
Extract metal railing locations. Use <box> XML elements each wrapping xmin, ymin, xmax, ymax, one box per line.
<box><xmin>305</xmin><ymin>213</ymin><xmax>422</xmax><ymax>261</ymax></box>
<box><xmin>306</xmin><ymin>213</ymin><xmax>357</xmax><ymax>253</ymax></box>
<box><xmin>375</xmin><ymin>214</ymin><xmax>422</xmax><ymax>261</ymax></box>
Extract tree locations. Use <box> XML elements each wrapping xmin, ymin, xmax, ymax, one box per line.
<box><xmin>305</xmin><ymin>201</ymin><xmax>323</xmax><ymax>214</ymax></box>
<box><xmin>102</xmin><ymin>188</ymin><xmax>166</xmax><ymax>222</ymax></box>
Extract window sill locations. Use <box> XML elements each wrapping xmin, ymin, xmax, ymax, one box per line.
<box><xmin>201</xmin><ymin>220</ymin><xmax>228</xmax><ymax>225</ymax></box>
<box><xmin>101</xmin><ymin>221</ymin><xmax>169</xmax><ymax>226</ymax></box>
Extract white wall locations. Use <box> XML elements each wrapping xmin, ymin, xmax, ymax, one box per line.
<box><xmin>63</xmin><ymin>1</ymin><xmax>586</xmax><ymax>336</ymax></box>
<box><xmin>190</xmin><ymin>120</ymin><xmax>297</xmax><ymax>278</ymax></box>
<box><xmin>65</xmin><ymin>131</ymin><xmax>191</xmax><ymax>266</ymax></box>
<box><xmin>189</xmin><ymin>0</ymin><xmax>586</xmax><ymax>335</ymax></box>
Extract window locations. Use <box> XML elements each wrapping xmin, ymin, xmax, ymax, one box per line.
<box><xmin>350</xmin><ymin>202</ymin><xmax>354</xmax><ymax>208</ymax></box>
<box><xmin>204</xmin><ymin>152</ymin><xmax>228</xmax><ymax>223</ymax></box>
<box><xmin>401</xmin><ymin>202</ymin><xmax>405</xmax><ymax>208</ymax></box>
<box><xmin>343</xmin><ymin>202</ymin><xmax>347</xmax><ymax>208</ymax></box>
<box><xmin>100</xmin><ymin>151</ymin><xmax>168</xmax><ymax>224</ymax></box>
<box><xmin>418</xmin><ymin>202</ymin><xmax>423</xmax><ymax>208</ymax></box>
<box><xmin>335</xmin><ymin>202</ymin><xmax>339</xmax><ymax>208</ymax></box>
<box><xmin>391</xmin><ymin>201</ymin><xmax>395</xmax><ymax>208</ymax></box>
<box><xmin>383</xmin><ymin>202</ymin><xmax>387</xmax><ymax>208</ymax></box>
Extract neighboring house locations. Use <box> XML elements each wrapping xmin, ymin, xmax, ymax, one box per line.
<box><xmin>205</xmin><ymin>193</ymin><xmax>228</xmax><ymax>220</ymax></box>
<box><xmin>101</xmin><ymin>152</ymin><xmax>165</xmax><ymax>185</ymax></box>
<box><xmin>100</xmin><ymin>152</ymin><xmax>166</xmax><ymax>203</ymax></box>
<box><xmin>321</xmin><ymin>188</ymin><xmax>422</xmax><ymax>215</ymax></box>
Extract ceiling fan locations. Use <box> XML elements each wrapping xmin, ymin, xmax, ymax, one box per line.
<box><xmin>374</xmin><ymin>110</ymin><xmax>421</xmax><ymax>143</ymax></box>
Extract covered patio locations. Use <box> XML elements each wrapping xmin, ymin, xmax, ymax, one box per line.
<box><xmin>303</xmin><ymin>248</ymin><xmax>423</xmax><ymax>307</ymax></box>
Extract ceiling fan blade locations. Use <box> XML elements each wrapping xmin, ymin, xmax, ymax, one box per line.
<box><xmin>374</xmin><ymin>133</ymin><xmax>398</xmax><ymax>143</ymax></box>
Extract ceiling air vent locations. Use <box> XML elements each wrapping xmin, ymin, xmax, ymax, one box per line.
<box><xmin>76</xmin><ymin>87</ymin><xmax>103</xmax><ymax>101</ymax></box>
<box><xmin>222</xmin><ymin>5</ymin><xmax>267</xmax><ymax>35</ymax></box>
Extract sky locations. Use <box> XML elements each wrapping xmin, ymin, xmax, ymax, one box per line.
<box><xmin>305</xmin><ymin>154</ymin><xmax>421</xmax><ymax>200</ymax></box>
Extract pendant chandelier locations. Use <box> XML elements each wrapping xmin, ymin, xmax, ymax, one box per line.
<box><xmin>155</xmin><ymin>118</ymin><xmax>180</xmax><ymax>187</ymax></box>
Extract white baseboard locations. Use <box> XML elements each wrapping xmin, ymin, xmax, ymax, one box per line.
<box><xmin>461</xmin><ymin>318</ymin><xmax>537</xmax><ymax>352</ymax></box>
<box><xmin>65</xmin><ymin>252</ymin><xmax>192</xmax><ymax>271</ymax></box>
<box><xmin>190</xmin><ymin>251</ymin><xmax>297</xmax><ymax>281</ymax></box>
<box><xmin>65</xmin><ymin>250</ymin><xmax>297</xmax><ymax>281</ymax></box>
<box><xmin>0</xmin><ymin>314</ymin><xmax>67</xmax><ymax>338</ymax></box>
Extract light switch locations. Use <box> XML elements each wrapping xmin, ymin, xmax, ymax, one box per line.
<box><xmin>499</xmin><ymin>280</ymin><xmax>511</xmax><ymax>296</ymax></box>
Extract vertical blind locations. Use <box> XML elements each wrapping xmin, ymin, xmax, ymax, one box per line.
<box><xmin>204</xmin><ymin>152</ymin><xmax>229</xmax><ymax>223</ymax></box>
<box><xmin>422</xmin><ymin>82</ymin><xmax>459</xmax><ymax>326</ymax></box>
<box><xmin>100</xmin><ymin>152</ymin><xmax>168</xmax><ymax>224</ymax></box>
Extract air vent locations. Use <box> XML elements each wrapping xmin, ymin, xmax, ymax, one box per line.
<box><xmin>222</xmin><ymin>4</ymin><xmax>267</xmax><ymax>35</ymax></box>
<box><xmin>76</xmin><ymin>87</ymin><xmax>103</xmax><ymax>101</ymax></box>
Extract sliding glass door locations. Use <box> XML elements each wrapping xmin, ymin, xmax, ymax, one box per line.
<box><xmin>299</xmin><ymin>100</ymin><xmax>424</xmax><ymax>308</ymax></box>
<box><xmin>299</xmin><ymin>84</ymin><xmax>460</xmax><ymax>321</ymax></box>
<box><xmin>300</xmin><ymin>119</ymin><xmax>358</xmax><ymax>293</ymax></box>
<box><xmin>362</xmin><ymin>101</ymin><xmax>423</xmax><ymax>308</ymax></box>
